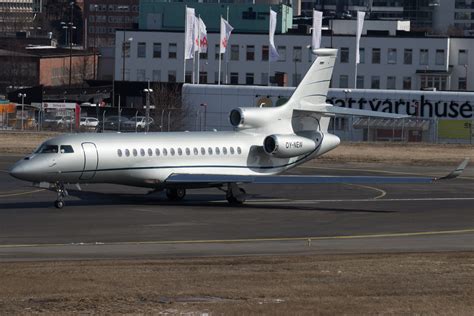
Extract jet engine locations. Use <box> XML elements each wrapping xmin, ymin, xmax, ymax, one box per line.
<box><xmin>229</xmin><ymin>107</ymin><xmax>284</xmax><ymax>130</ymax></box>
<box><xmin>263</xmin><ymin>134</ymin><xmax>317</xmax><ymax>158</ymax></box>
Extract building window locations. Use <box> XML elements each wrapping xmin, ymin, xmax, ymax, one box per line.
<box><xmin>122</xmin><ymin>41</ymin><xmax>131</xmax><ymax>57</ymax></box>
<box><xmin>137</xmin><ymin>42</ymin><xmax>146</xmax><ymax>58</ymax></box>
<box><xmin>340</xmin><ymin>47</ymin><xmax>349</xmax><ymax>63</ymax></box>
<box><xmin>230</xmin><ymin>72</ymin><xmax>238</xmax><ymax>84</ymax></box>
<box><xmin>387</xmin><ymin>48</ymin><xmax>397</xmax><ymax>64</ymax></box>
<box><xmin>435</xmin><ymin>49</ymin><xmax>445</xmax><ymax>65</ymax></box>
<box><xmin>420</xmin><ymin>49</ymin><xmax>429</xmax><ymax>65</ymax></box>
<box><xmin>245</xmin><ymin>73</ymin><xmax>254</xmax><ymax>85</ymax></box>
<box><xmin>168</xmin><ymin>43</ymin><xmax>177</xmax><ymax>59</ymax></box>
<box><xmin>371</xmin><ymin>76</ymin><xmax>380</xmax><ymax>89</ymax></box>
<box><xmin>137</xmin><ymin>69</ymin><xmax>146</xmax><ymax>81</ymax></box>
<box><xmin>215</xmin><ymin>44</ymin><xmax>220</xmax><ymax>60</ymax></box>
<box><xmin>278</xmin><ymin>46</ymin><xmax>286</xmax><ymax>62</ymax></box>
<box><xmin>153</xmin><ymin>43</ymin><xmax>161</xmax><ymax>58</ymax></box>
<box><xmin>359</xmin><ymin>48</ymin><xmax>365</xmax><ymax>64</ymax></box>
<box><xmin>246</xmin><ymin>45</ymin><xmax>255</xmax><ymax>61</ymax></box>
<box><xmin>262</xmin><ymin>45</ymin><xmax>269</xmax><ymax>61</ymax></box>
<box><xmin>372</xmin><ymin>48</ymin><xmax>380</xmax><ymax>64</ymax></box>
<box><xmin>231</xmin><ymin>45</ymin><xmax>239</xmax><ymax>61</ymax></box>
<box><xmin>185</xmin><ymin>71</ymin><xmax>192</xmax><ymax>83</ymax></box>
<box><xmin>459</xmin><ymin>49</ymin><xmax>468</xmax><ymax>65</ymax></box>
<box><xmin>387</xmin><ymin>76</ymin><xmax>396</xmax><ymax>89</ymax></box>
<box><xmin>403</xmin><ymin>77</ymin><xmax>412</xmax><ymax>90</ymax></box>
<box><xmin>200</xmin><ymin>51</ymin><xmax>208</xmax><ymax>60</ymax></box>
<box><xmin>356</xmin><ymin>75</ymin><xmax>364</xmax><ymax>89</ymax></box>
<box><xmin>339</xmin><ymin>75</ymin><xmax>349</xmax><ymax>88</ymax></box>
<box><xmin>459</xmin><ymin>77</ymin><xmax>467</xmax><ymax>90</ymax></box>
<box><xmin>152</xmin><ymin>70</ymin><xmax>161</xmax><ymax>82</ymax></box>
<box><xmin>293</xmin><ymin>46</ymin><xmax>302</xmax><ymax>62</ymax></box>
<box><xmin>404</xmin><ymin>49</ymin><xmax>413</xmax><ymax>64</ymax></box>
<box><xmin>199</xmin><ymin>72</ymin><xmax>207</xmax><ymax>84</ymax></box>
<box><xmin>168</xmin><ymin>71</ymin><xmax>176</xmax><ymax>82</ymax></box>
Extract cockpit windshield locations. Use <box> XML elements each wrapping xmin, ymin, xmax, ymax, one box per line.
<box><xmin>34</xmin><ymin>144</ymin><xmax>58</xmax><ymax>154</ymax></box>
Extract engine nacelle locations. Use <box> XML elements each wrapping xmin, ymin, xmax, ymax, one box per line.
<box><xmin>263</xmin><ymin>134</ymin><xmax>317</xmax><ymax>158</ymax></box>
<box><xmin>229</xmin><ymin>107</ymin><xmax>282</xmax><ymax>130</ymax></box>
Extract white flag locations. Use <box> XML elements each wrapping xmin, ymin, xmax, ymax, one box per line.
<box><xmin>269</xmin><ymin>9</ymin><xmax>279</xmax><ymax>62</ymax></box>
<box><xmin>312</xmin><ymin>10</ymin><xmax>323</xmax><ymax>50</ymax></box>
<box><xmin>356</xmin><ymin>11</ymin><xmax>365</xmax><ymax>64</ymax></box>
<box><xmin>220</xmin><ymin>17</ymin><xmax>233</xmax><ymax>54</ymax></box>
<box><xmin>193</xmin><ymin>16</ymin><xmax>199</xmax><ymax>53</ymax></box>
<box><xmin>198</xmin><ymin>17</ymin><xmax>208</xmax><ymax>53</ymax></box>
<box><xmin>184</xmin><ymin>7</ymin><xmax>195</xmax><ymax>60</ymax></box>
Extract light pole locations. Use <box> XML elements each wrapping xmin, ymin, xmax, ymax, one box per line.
<box><xmin>93</xmin><ymin>4</ymin><xmax>98</xmax><ymax>80</ymax></box>
<box><xmin>68</xmin><ymin>1</ymin><xmax>75</xmax><ymax>87</ymax></box>
<box><xmin>18</xmin><ymin>93</ymin><xmax>26</xmax><ymax>131</ymax></box>
<box><xmin>144</xmin><ymin>80</ymin><xmax>153</xmax><ymax>133</ymax></box>
<box><xmin>464</xmin><ymin>64</ymin><xmax>468</xmax><ymax>90</ymax></box>
<box><xmin>200</xmin><ymin>103</ymin><xmax>207</xmax><ymax>131</ymax></box>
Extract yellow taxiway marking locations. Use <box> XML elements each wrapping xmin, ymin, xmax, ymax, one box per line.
<box><xmin>0</xmin><ymin>189</ymin><xmax>45</xmax><ymax>198</ymax></box>
<box><xmin>0</xmin><ymin>228</ymin><xmax>473</xmax><ymax>249</ymax></box>
<box><xmin>346</xmin><ymin>183</ymin><xmax>387</xmax><ymax>199</ymax></box>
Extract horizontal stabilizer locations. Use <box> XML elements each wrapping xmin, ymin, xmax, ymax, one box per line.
<box><xmin>166</xmin><ymin>160</ymin><xmax>467</xmax><ymax>185</ymax></box>
<box><xmin>299</xmin><ymin>102</ymin><xmax>410</xmax><ymax>119</ymax></box>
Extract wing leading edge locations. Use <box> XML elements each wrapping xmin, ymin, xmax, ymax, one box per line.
<box><xmin>166</xmin><ymin>159</ymin><xmax>469</xmax><ymax>185</ymax></box>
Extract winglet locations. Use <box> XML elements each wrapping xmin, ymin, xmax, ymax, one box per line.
<box><xmin>436</xmin><ymin>158</ymin><xmax>470</xmax><ymax>181</ymax></box>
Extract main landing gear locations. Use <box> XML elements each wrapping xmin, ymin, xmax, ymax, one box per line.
<box><xmin>226</xmin><ymin>183</ymin><xmax>246</xmax><ymax>205</ymax></box>
<box><xmin>166</xmin><ymin>188</ymin><xmax>186</xmax><ymax>201</ymax></box>
<box><xmin>53</xmin><ymin>182</ymin><xmax>68</xmax><ymax>209</ymax></box>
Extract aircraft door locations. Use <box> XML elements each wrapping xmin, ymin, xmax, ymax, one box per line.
<box><xmin>80</xmin><ymin>142</ymin><xmax>98</xmax><ymax>180</ymax></box>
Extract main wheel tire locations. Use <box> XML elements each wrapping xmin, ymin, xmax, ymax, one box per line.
<box><xmin>226</xmin><ymin>188</ymin><xmax>246</xmax><ymax>205</ymax></box>
<box><xmin>54</xmin><ymin>200</ymin><xmax>64</xmax><ymax>209</ymax></box>
<box><xmin>166</xmin><ymin>188</ymin><xmax>186</xmax><ymax>201</ymax></box>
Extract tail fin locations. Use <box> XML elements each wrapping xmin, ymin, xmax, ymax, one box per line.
<box><xmin>285</xmin><ymin>48</ymin><xmax>337</xmax><ymax>110</ymax></box>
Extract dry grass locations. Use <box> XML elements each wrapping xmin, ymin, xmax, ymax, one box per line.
<box><xmin>0</xmin><ymin>253</ymin><xmax>473</xmax><ymax>314</ymax></box>
<box><xmin>0</xmin><ymin>132</ymin><xmax>60</xmax><ymax>154</ymax></box>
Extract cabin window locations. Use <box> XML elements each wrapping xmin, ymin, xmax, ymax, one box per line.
<box><xmin>117</xmin><ymin>149</ymin><xmax>123</xmax><ymax>157</ymax></box>
<box><xmin>215</xmin><ymin>147</ymin><xmax>220</xmax><ymax>155</ymax></box>
<box><xmin>230</xmin><ymin>147</ymin><xmax>235</xmax><ymax>155</ymax></box>
<box><xmin>237</xmin><ymin>147</ymin><xmax>242</xmax><ymax>154</ymax></box>
<box><xmin>201</xmin><ymin>147</ymin><xmax>205</xmax><ymax>155</ymax></box>
<box><xmin>177</xmin><ymin>148</ymin><xmax>183</xmax><ymax>156</ymax></box>
<box><xmin>163</xmin><ymin>148</ymin><xmax>168</xmax><ymax>156</ymax></box>
<box><xmin>148</xmin><ymin>148</ymin><xmax>153</xmax><ymax>156</ymax></box>
<box><xmin>170</xmin><ymin>148</ymin><xmax>175</xmax><ymax>156</ymax></box>
<box><xmin>140</xmin><ymin>148</ymin><xmax>145</xmax><ymax>156</ymax></box>
<box><xmin>36</xmin><ymin>144</ymin><xmax>58</xmax><ymax>154</ymax></box>
<box><xmin>193</xmin><ymin>148</ymin><xmax>198</xmax><ymax>155</ymax></box>
<box><xmin>185</xmin><ymin>148</ymin><xmax>191</xmax><ymax>155</ymax></box>
<box><xmin>125</xmin><ymin>149</ymin><xmax>130</xmax><ymax>157</ymax></box>
<box><xmin>133</xmin><ymin>149</ymin><xmax>138</xmax><ymax>157</ymax></box>
<box><xmin>208</xmin><ymin>147</ymin><xmax>213</xmax><ymax>155</ymax></box>
<box><xmin>223</xmin><ymin>147</ymin><xmax>228</xmax><ymax>155</ymax></box>
<box><xmin>155</xmin><ymin>148</ymin><xmax>160</xmax><ymax>156</ymax></box>
<box><xmin>60</xmin><ymin>145</ymin><xmax>74</xmax><ymax>153</ymax></box>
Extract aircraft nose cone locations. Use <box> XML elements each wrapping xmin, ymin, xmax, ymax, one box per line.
<box><xmin>9</xmin><ymin>164</ymin><xmax>25</xmax><ymax>180</ymax></box>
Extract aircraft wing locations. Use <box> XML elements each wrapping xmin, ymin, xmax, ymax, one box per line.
<box><xmin>166</xmin><ymin>159</ymin><xmax>469</xmax><ymax>184</ymax></box>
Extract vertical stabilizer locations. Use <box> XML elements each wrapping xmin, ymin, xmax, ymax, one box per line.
<box><xmin>285</xmin><ymin>49</ymin><xmax>337</xmax><ymax>110</ymax></box>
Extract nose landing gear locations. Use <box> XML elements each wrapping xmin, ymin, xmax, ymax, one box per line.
<box><xmin>53</xmin><ymin>182</ymin><xmax>68</xmax><ymax>209</ymax></box>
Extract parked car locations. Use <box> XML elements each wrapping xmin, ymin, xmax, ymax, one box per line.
<box><xmin>43</xmin><ymin>115</ymin><xmax>74</xmax><ymax>129</ymax></box>
<box><xmin>80</xmin><ymin>117</ymin><xmax>99</xmax><ymax>130</ymax></box>
<box><xmin>122</xmin><ymin>116</ymin><xmax>154</xmax><ymax>131</ymax></box>
<box><xmin>103</xmin><ymin>116</ymin><xmax>129</xmax><ymax>131</ymax></box>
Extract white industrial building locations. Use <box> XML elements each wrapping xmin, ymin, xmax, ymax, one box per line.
<box><xmin>114</xmin><ymin>21</ymin><xmax>474</xmax><ymax>92</ymax></box>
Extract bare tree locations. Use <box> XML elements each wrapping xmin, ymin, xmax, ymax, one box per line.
<box><xmin>151</xmin><ymin>83</ymin><xmax>190</xmax><ymax>132</ymax></box>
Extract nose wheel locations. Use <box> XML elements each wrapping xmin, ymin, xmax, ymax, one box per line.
<box><xmin>53</xmin><ymin>182</ymin><xmax>68</xmax><ymax>209</ymax></box>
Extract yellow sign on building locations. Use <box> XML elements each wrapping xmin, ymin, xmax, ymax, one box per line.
<box><xmin>438</xmin><ymin>120</ymin><xmax>473</xmax><ymax>139</ymax></box>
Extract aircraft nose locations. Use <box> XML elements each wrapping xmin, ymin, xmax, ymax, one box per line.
<box><xmin>9</xmin><ymin>164</ymin><xmax>25</xmax><ymax>180</ymax></box>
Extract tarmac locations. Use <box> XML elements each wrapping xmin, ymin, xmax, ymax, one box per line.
<box><xmin>0</xmin><ymin>154</ymin><xmax>473</xmax><ymax>261</ymax></box>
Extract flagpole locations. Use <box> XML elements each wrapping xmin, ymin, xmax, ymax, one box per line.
<box><xmin>225</xmin><ymin>6</ymin><xmax>229</xmax><ymax>84</ymax></box>
<box><xmin>354</xmin><ymin>60</ymin><xmax>358</xmax><ymax>88</ymax></box>
<box><xmin>268</xmin><ymin>7</ymin><xmax>271</xmax><ymax>86</ymax></box>
<box><xmin>197</xmin><ymin>15</ymin><xmax>200</xmax><ymax>84</ymax></box>
<box><xmin>218</xmin><ymin>16</ymin><xmax>222</xmax><ymax>85</ymax></box>
<box><xmin>183</xmin><ymin>5</ymin><xmax>187</xmax><ymax>83</ymax></box>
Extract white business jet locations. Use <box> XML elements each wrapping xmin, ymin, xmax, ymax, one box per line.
<box><xmin>9</xmin><ymin>49</ymin><xmax>468</xmax><ymax>208</ymax></box>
